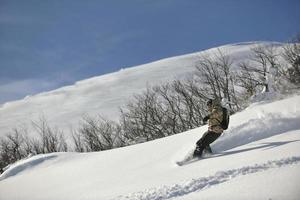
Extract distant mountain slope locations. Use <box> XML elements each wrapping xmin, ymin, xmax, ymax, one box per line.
<box><xmin>0</xmin><ymin>42</ymin><xmax>284</xmax><ymax>137</ymax></box>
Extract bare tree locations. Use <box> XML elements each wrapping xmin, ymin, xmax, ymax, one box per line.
<box><xmin>71</xmin><ymin>129</ymin><xmax>86</xmax><ymax>152</ymax></box>
<box><xmin>32</xmin><ymin>116</ymin><xmax>68</xmax><ymax>153</ymax></box>
<box><xmin>119</xmin><ymin>77</ymin><xmax>212</xmax><ymax>145</ymax></box>
<box><xmin>0</xmin><ymin>138</ymin><xmax>11</xmax><ymax>172</ymax></box>
<box><xmin>78</xmin><ymin>115</ymin><xmax>122</xmax><ymax>151</ymax></box>
<box><xmin>249</xmin><ymin>45</ymin><xmax>280</xmax><ymax>93</ymax></box>
<box><xmin>154</xmin><ymin>83</ymin><xmax>186</xmax><ymax>134</ymax></box>
<box><xmin>0</xmin><ymin>127</ymin><xmax>32</xmax><ymax>173</ymax></box>
<box><xmin>195</xmin><ymin>54</ymin><xmax>222</xmax><ymax>98</ymax></box>
<box><xmin>235</xmin><ymin>61</ymin><xmax>263</xmax><ymax>98</ymax></box>
<box><xmin>282</xmin><ymin>34</ymin><xmax>300</xmax><ymax>86</ymax></box>
<box><xmin>235</xmin><ymin>44</ymin><xmax>283</xmax><ymax>100</ymax></box>
<box><xmin>120</xmin><ymin>87</ymin><xmax>167</xmax><ymax>142</ymax></box>
<box><xmin>170</xmin><ymin>79</ymin><xmax>208</xmax><ymax>128</ymax></box>
<box><xmin>195</xmin><ymin>49</ymin><xmax>239</xmax><ymax>110</ymax></box>
<box><xmin>6</xmin><ymin>129</ymin><xmax>25</xmax><ymax>161</ymax></box>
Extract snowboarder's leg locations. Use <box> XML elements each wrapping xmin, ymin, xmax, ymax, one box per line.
<box><xmin>193</xmin><ymin>131</ymin><xmax>209</xmax><ymax>158</ymax></box>
<box><xmin>194</xmin><ymin>131</ymin><xmax>221</xmax><ymax>158</ymax></box>
<box><xmin>193</xmin><ymin>145</ymin><xmax>203</xmax><ymax>158</ymax></box>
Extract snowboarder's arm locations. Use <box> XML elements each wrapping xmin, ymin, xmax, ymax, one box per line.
<box><xmin>203</xmin><ymin>115</ymin><xmax>210</xmax><ymax>123</ymax></box>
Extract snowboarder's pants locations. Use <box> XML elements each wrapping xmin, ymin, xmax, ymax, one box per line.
<box><xmin>196</xmin><ymin>131</ymin><xmax>222</xmax><ymax>152</ymax></box>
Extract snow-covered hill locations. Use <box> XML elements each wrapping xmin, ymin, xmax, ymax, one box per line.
<box><xmin>0</xmin><ymin>41</ymin><xmax>283</xmax><ymax>138</ymax></box>
<box><xmin>0</xmin><ymin>94</ymin><xmax>299</xmax><ymax>200</ymax></box>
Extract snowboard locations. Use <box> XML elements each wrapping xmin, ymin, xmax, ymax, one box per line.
<box><xmin>176</xmin><ymin>152</ymin><xmax>221</xmax><ymax>166</ymax></box>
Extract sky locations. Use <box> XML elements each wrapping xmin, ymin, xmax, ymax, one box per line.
<box><xmin>0</xmin><ymin>0</ymin><xmax>299</xmax><ymax>104</ymax></box>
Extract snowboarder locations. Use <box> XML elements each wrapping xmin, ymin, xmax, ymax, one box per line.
<box><xmin>193</xmin><ymin>98</ymin><xmax>227</xmax><ymax>158</ymax></box>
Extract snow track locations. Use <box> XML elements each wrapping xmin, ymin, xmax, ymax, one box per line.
<box><xmin>117</xmin><ymin>156</ymin><xmax>300</xmax><ymax>200</ymax></box>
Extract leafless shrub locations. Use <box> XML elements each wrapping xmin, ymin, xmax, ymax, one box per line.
<box><xmin>0</xmin><ymin>127</ymin><xmax>33</xmax><ymax>173</ymax></box>
<box><xmin>119</xmin><ymin>77</ymin><xmax>211</xmax><ymax>143</ymax></box>
<box><xmin>282</xmin><ymin>34</ymin><xmax>300</xmax><ymax>86</ymax></box>
<box><xmin>234</xmin><ymin>44</ymin><xmax>286</xmax><ymax>100</ymax></box>
<box><xmin>120</xmin><ymin>87</ymin><xmax>167</xmax><ymax>142</ymax></box>
<box><xmin>32</xmin><ymin>117</ymin><xmax>68</xmax><ymax>153</ymax></box>
<box><xmin>77</xmin><ymin>115</ymin><xmax>123</xmax><ymax>151</ymax></box>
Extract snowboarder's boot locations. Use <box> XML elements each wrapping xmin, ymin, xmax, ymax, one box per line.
<box><xmin>193</xmin><ymin>146</ymin><xmax>203</xmax><ymax>158</ymax></box>
<box><xmin>204</xmin><ymin>145</ymin><xmax>213</xmax><ymax>154</ymax></box>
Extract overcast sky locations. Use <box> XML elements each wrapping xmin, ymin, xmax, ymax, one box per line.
<box><xmin>0</xmin><ymin>0</ymin><xmax>299</xmax><ymax>104</ymax></box>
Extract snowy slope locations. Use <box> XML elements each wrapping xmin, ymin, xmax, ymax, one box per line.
<box><xmin>0</xmin><ymin>42</ymin><xmax>283</xmax><ymax>138</ymax></box>
<box><xmin>0</xmin><ymin>95</ymin><xmax>299</xmax><ymax>200</ymax></box>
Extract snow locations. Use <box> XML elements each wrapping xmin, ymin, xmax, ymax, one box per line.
<box><xmin>0</xmin><ymin>94</ymin><xmax>299</xmax><ymax>200</ymax></box>
<box><xmin>178</xmin><ymin>164</ymin><xmax>300</xmax><ymax>200</ymax></box>
<box><xmin>0</xmin><ymin>42</ymin><xmax>299</xmax><ymax>199</ymax></box>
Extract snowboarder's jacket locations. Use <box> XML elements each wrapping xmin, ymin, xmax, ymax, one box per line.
<box><xmin>207</xmin><ymin>100</ymin><xmax>224</xmax><ymax>134</ymax></box>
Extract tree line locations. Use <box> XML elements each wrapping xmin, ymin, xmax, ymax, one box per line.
<box><xmin>1</xmin><ymin>36</ymin><xmax>299</xmax><ymax>173</ymax></box>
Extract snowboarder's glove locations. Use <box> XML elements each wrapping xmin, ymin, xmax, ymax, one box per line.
<box><xmin>203</xmin><ymin>115</ymin><xmax>210</xmax><ymax>123</ymax></box>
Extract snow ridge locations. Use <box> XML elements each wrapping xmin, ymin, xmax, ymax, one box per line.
<box><xmin>0</xmin><ymin>154</ymin><xmax>57</xmax><ymax>181</ymax></box>
<box><xmin>117</xmin><ymin>156</ymin><xmax>300</xmax><ymax>200</ymax></box>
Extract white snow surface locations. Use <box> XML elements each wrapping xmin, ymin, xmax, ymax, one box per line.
<box><xmin>0</xmin><ymin>94</ymin><xmax>300</xmax><ymax>200</ymax></box>
<box><xmin>0</xmin><ymin>41</ymin><xmax>284</xmax><ymax>138</ymax></box>
<box><xmin>1</xmin><ymin>41</ymin><xmax>299</xmax><ymax>199</ymax></box>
